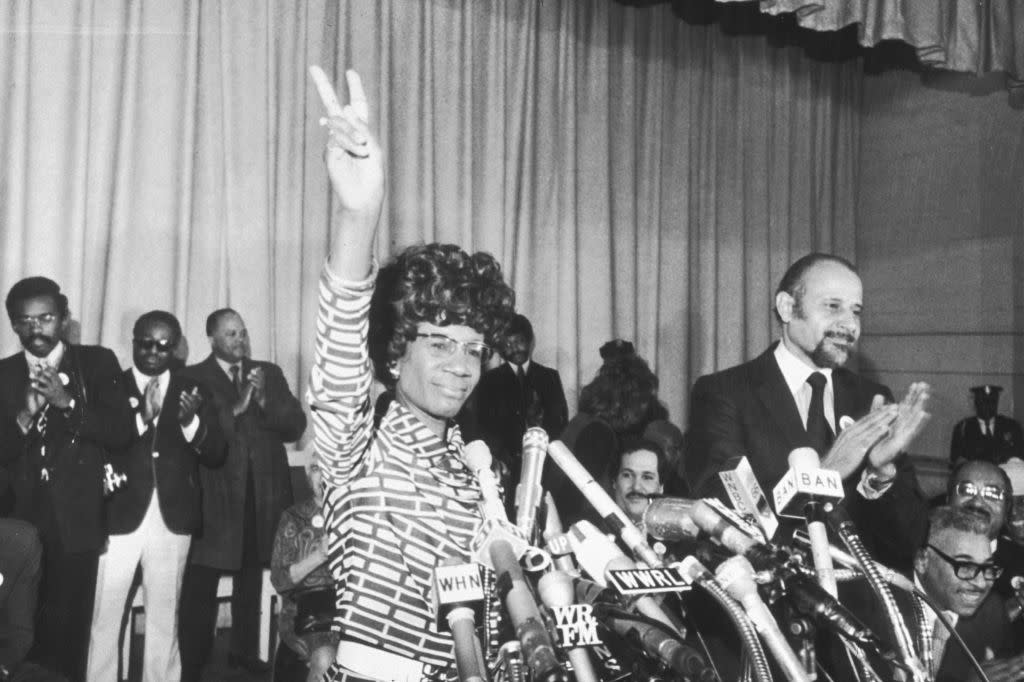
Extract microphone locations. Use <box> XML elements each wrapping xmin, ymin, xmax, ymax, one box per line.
<box><xmin>547</xmin><ymin>440</ymin><xmax>663</xmax><ymax>567</ymax></box>
<box><xmin>542</xmin><ymin>492</ymin><xmax>577</xmax><ymax>573</ymax></box>
<box><xmin>791</xmin><ymin>529</ymin><xmax>915</xmax><ymax>593</ymax></box>
<box><xmin>463</xmin><ymin>443</ymin><xmax>565</xmax><ymax>682</ymax></box>
<box><xmin>715</xmin><ymin>556</ymin><xmax>811</xmax><ymax>682</ymax></box>
<box><xmin>718</xmin><ymin>456</ymin><xmax>779</xmax><ymax>541</ymax></box>
<box><xmin>568</xmin><ymin>573</ymin><xmax>716</xmax><ymax>681</ymax></box>
<box><xmin>567</xmin><ymin>520</ymin><xmax>683</xmax><ymax>635</ymax></box>
<box><xmin>645</xmin><ymin>497</ymin><xmax>780</xmax><ymax>569</ymax></box>
<box><xmin>515</xmin><ymin>427</ymin><xmax>549</xmax><ymax>542</ymax></box>
<box><xmin>537</xmin><ymin>571</ymin><xmax>601</xmax><ymax>682</ymax></box>
<box><xmin>465</xmin><ymin>440</ymin><xmax>512</xmax><ymax>523</ymax></box>
<box><xmin>432</xmin><ymin>559</ymin><xmax>487</xmax><ymax>682</ymax></box>
<box><xmin>772</xmin><ymin>447</ymin><xmax>845</xmax><ymax>518</ymax></box>
<box><xmin>782</xmin><ymin>572</ymin><xmax>901</xmax><ymax>663</ymax></box>
<box><xmin>774</xmin><ymin>448</ymin><xmax>845</xmax><ymax>596</ymax></box>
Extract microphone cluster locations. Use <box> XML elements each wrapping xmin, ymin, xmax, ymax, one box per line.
<box><xmin>432</xmin><ymin>433</ymin><xmax>933</xmax><ymax>682</ymax></box>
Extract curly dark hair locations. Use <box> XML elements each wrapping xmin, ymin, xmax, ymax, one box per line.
<box><xmin>578</xmin><ymin>340</ymin><xmax>666</xmax><ymax>434</ymax></box>
<box><xmin>368</xmin><ymin>243</ymin><xmax>516</xmax><ymax>385</ymax></box>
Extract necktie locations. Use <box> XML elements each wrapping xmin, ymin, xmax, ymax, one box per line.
<box><xmin>145</xmin><ymin>376</ymin><xmax>162</xmax><ymax>414</ymax></box>
<box><xmin>930</xmin><ymin>617</ymin><xmax>951</xmax><ymax>676</ymax></box>
<box><xmin>230</xmin><ymin>364</ymin><xmax>242</xmax><ymax>393</ymax></box>
<box><xmin>806</xmin><ymin>372</ymin><xmax>834</xmax><ymax>456</ymax></box>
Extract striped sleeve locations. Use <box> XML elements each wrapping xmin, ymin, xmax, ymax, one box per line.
<box><xmin>308</xmin><ymin>262</ymin><xmax>378</xmax><ymax>487</ymax></box>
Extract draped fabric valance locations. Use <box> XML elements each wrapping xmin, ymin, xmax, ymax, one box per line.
<box><xmin>701</xmin><ymin>0</ymin><xmax>1024</xmax><ymax>95</ymax></box>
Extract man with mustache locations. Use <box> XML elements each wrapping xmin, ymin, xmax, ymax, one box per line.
<box><xmin>610</xmin><ymin>438</ymin><xmax>665</xmax><ymax>524</ymax></box>
<box><xmin>686</xmin><ymin>253</ymin><xmax>931</xmax><ymax>572</ymax></box>
<box><xmin>946</xmin><ymin>460</ymin><xmax>1010</xmax><ymax>539</ymax></box>
<box><xmin>0</xmin><ymin>276</ymin><xmax>133</xmax><ymax>680</ymax></box>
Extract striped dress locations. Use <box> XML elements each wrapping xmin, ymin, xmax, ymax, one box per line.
<box><xmin>309</xmin><ymin>264</ymin><xmax>495</xmax><ymax>681</ymax></box>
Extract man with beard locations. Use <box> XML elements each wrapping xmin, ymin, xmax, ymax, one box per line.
<box><xmin>946</xmin><ymin>460</ymin><xmax>1011</xmax><ymax>539</ymax></box>
<box><xmin>469</xmin><ymin>313</ymin><xmax>567</xmax><ymax>477</ymax></box>
<box><xmin>87</xmin><ymin>311</ymin><xmax>225</xmax><ymax>682</ymax></box>
<box><xmin>178</xmin><ymin>308</ymin><xmax>306</xmax><ymax>680</ymax></box>
<box><xmin>0</xmin><ymin>277</ymin><xmax>133</xmax><ymax>680</ymax></box>
<box><xmin>686</xmin><ymin>253</ymin><xmax>931</xmax><ymax>572</ymax></box>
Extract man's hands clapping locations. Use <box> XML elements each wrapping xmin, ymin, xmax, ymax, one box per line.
<box><xmin>178</xmin><ymin>387</ymin><xmax>203</xmax><ymax>426</ymax></box>
<box><xmin>821</xmin><ymin>382</ymin><xmax>931</xmax><ymax>480</ymax></box>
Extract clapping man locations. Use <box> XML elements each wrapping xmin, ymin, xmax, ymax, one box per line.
<box><xmin>87</xmin><ymin>312</ymin><xmax>225</xmax><ymax>682</ymax></box>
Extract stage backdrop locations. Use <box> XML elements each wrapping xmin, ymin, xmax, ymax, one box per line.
<box><xmin>0</xmin><ymin>0</ymin><xmax>860</xmax><ymax>438</ymax></box>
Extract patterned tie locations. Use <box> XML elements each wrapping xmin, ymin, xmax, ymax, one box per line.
<box><xmin>930</xmin><ymin>617</ymin><xmax>951</xmax><ymax>676</ymax></box>
<box><xmin>806</xmin><ymin>372</ymin><xmax>834</xmax><ymax>456</ymax></box>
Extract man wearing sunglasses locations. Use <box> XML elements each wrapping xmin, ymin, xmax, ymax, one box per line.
<box><xmin>86</xmin><ymin>311</ymin><xmax>225</xmax><ymax>682</ymax></box>
<box><xmin>911</xmin><ymin>506</ymin><xmax>1024</xmax><ymax>681</ymax></box>
<box><xmin>0</xmin><ymin>276</ymin><xmax>135</xmax><ymax>680</ymax></box>
<box><xmin>178</xmin><ymin>308</ymin><xmax>307</xmax><ymax>680</ymax></box>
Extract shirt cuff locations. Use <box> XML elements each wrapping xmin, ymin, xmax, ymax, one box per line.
<box><xmin>857</xmin><ymin>468</ymin><xmax>895</xmax><ymax>499</ymax></box>
<box><xmin>181</xmin><ymin>415</ymin><xmax>200</xmax><ymax>442</ymax></box>
<box><xmin>323</xmin><ymin>258</ymin><xmax>378</xmax><ymax>293</ymax></box>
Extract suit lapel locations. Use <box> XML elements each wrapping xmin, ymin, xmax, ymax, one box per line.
<box><xmin>202</xmin><ymin>354</ymin><xmax>235</xmax><ymax>396</ymax></box>
<box><xmin>752</xmin><ymin>348</ymin><xmax>807</xmax><ymax>450</ymax></box>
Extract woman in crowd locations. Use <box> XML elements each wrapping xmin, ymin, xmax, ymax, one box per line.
<box><xmin>552</xmin><ymin>339</ymin><xmax>668</xmax><ymax>524</ymax></box>
<box><xmin>269</xmin><ymin>461</ymin><xmax>337</xmax><ymax>682</ymax></box>
<box><xmin>307</xmin><ymin>71</ymin><xmax>516</xmax><ymax>681</ymax></box>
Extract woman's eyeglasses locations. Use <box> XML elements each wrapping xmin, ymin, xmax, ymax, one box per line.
<box><xmin>927</xmin><ymin>543</ymin><xmax>1003</xmax><ymax>581</ymax></box>
<box><xmin>953</xmin><ymin>480</ymin><xmax>1006</xmax><ymax>502</ymax></box>
<box><xmin>416</xmin><ymin>333</ymin><xmax>491</xmax><ymax>362</ymax></box>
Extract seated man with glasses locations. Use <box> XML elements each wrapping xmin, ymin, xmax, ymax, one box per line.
<box><xmin>911</xmin><ymin>506</ymin><xmax>1024</xmax><ymax>681</ymax></box>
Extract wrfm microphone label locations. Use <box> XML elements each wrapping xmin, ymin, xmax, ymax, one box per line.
<box><xmin>551</xmin><ymin>604</ymin><xmax>601</xmax><ymax>647</ymax></box>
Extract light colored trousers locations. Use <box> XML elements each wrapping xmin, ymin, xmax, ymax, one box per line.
<box><xmin>87</xmin><ymin>489</ymin><xmax>191</xmax><ymax>682</ymax></box>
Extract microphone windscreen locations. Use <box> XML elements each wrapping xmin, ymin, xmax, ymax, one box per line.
<box><xmin>787</xmin><ymin>447</ymin><xmax>820</xmax><ymax>469</ymax></box>
<box><xmin>537</xmin><ymin>570</ymin><xmax>575</xmax><ymax>608</ymax></box>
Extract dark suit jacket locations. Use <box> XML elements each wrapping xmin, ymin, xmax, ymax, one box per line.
<box><xmin>471</xmin><ymin>361</ymin><xmax>569</xmax><ymax>466</ymax></box>
<box><xmin>104</xmin><ymin>369</ymin><xmax>227</xmax><ymax>536</ymax></box>
<box><xmin>686</xmin><ymin>343</ymin><xmax>928</xmax><ymax>573</ymax></box>
<box><xmin>0</xmin><ymin>518</ymin><xmax>41</xmax><ymax>668</ymax></box>
<box><xmin>0</xmin><ymin>345</ymin><xmax>133</xmax><ymax>553</ymax></box>
<box><xmin>950</xmin><ymin>414</ymin><xmax>1024</xmax><ymax>465</ymax></box>
<box><xmin>839</xmin><ymin>583</ymin><xmax>1015</xmax><ymax>682</ymax></box>
<box><xmin>182</xmin><ymin>354</ymin><xmax>306</xmax><ymax>570</ymax></box>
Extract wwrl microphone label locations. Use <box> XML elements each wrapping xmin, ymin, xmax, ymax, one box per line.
<box><xmin>607</xmin><ymin>566</ymin><xmax>692</xmax><ymax>595</ymax></box>
<box><xmin>551</xmin><ymin>604</ymin><xmax>601</xmax><ymax>647</ymax></box>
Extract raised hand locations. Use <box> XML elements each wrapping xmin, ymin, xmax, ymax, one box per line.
<box><xmin>821</xmin><ymin>401</ymin><xmax>898</xmax><ymax>479</ymax></box>
<box><xmin>247</xmin><ymin>367</ymin><xmax>266</xmax><ymax>408</ymax></box>
<box><xmin>232</xmin><ymin>382</ymin><xmax>254</xmax><ymax>417</ymax></box>
<box><xmin>178</xmin><ymin>386</ymin><xmax>203</xmax><ymax>426</ymax></box>
<box><xmin>866</xmin><ymin>382</ymin><xmax>931</xmax><ymax>470</ymax></box>
<box><xmin>311</xmin><ymin>67</ymin><xmax>384</xmax><ymax>279</ymax></box>
<box><xmin>34</xmin><ymin>365</ymin><xmax>73</xmax><ymax>410</ymax></box>
<box><xmin>142</xmin><ymin>378</ymin><xmax>162</xmax><ymax>424</ymax></box>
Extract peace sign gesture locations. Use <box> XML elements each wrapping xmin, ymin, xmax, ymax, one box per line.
<box><xmin>311</xmin><ymin>67</ymin><xmax>384</xmax><ymax>278</ymax></box>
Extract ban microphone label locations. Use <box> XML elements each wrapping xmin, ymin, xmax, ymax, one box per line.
<box><xmin>607</xmin><ymin>566</ymin><xmax>692</xmax><ymax>595</ymax></box>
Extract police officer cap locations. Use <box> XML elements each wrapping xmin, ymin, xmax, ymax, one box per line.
<box><xmin>970</xmin><ymin>385</ymin><xmax>1003</xmax><ymax>397</ymax></box>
